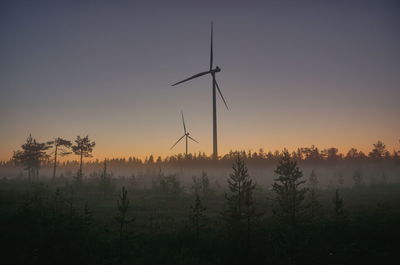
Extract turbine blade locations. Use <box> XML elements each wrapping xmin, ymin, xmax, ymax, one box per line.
<box><xmin>188</xmin><ymin>135</ymin><xmax>199</xmax><ymax>143</ymax></box>
<box><xmin>181</xmin><ymin>111</ymin><xmax>186</xmax><ymax>134</ymax></box>
<box><xmin>215</xmin><ymin>79</ymin><xmax>229</xmax><ymax>110</ymax></box>
<box><xmin>170</xmin><ymin>135</ymin><xmax>185</xmax><ymax>150</ymax></box>
<box><xmin>171</xmin><ymin>70</ymin><xmax>211</xmax><ymax>86</ymax></box>
<box><xmin>210</xmin><ymin>22</ymin><xmax>213</xmax><ymax>71</ymax></box>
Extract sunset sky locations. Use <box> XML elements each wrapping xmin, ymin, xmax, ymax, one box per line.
<box><xmin>1</xmin><ymin>0</ymin><xmax>399</xmax><ymax>161</ymax></box>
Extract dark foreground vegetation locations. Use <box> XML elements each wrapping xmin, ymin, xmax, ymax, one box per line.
<box><xmin>1</xmin><ymin>136</ymin><xmax>400</xmax><ymax>265</ymax></box>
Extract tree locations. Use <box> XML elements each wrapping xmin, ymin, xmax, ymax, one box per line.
<box><xmin>352</xmin><ymin>170</ymin><xmax>362</xmax><ymax>186</ymax></box>
<box><xmin>222</xmin><ymin>156</ymin><xmax>256</xmax><ymax>233</ymax></box>
<box><xmin>306</xmin><ymin>188</ymin><xmax>321</xmax><ymax>221</ymax></box>
<box><xmin>201</xmin><ymin>170</ymin><xmax>210</xmax><ymax>196</ymax></box>
<box><xmin>115</xmin><ymin>186</ymin><xmax>134</xmax><ymax>265</ymax></box>
<box><xmin>12</xmin><ymin>134</ymin><xmax>50</xmax><ymax>182</ymax></box>
<box><xmin>272</xmin><ymin>151</ymin><xmax>307</xmax><ymax>226</ymax></box>
<box><xmin>333</xmin><ymin>189</ymin><xmax>346</xmax><ymax>225</ymax></box>
<box><xmin>346</xmin><ymin>148</ymin><xmax>360</xmax><ymax>160</ymax></box>
<box><xmin>191</xmin><ymin>171</ymin><xmax>211</xmax><ymax>197</ymax></box>
<box><xmin>189</xmin><ymin>192</ymin><xmax>206</xmax><ymax>240</ymax></box>
<box><xmin>242</xmin><ymin>177</ymin><xmax>260</xmax><ymax>244</ymax></box>
<box><xmin>308</xmin><ymin>170</ymin><xmax>318</xmax><ymax>189</ymax></box>
<box><xmin>369</xmin><ymin>140</ymin><xmax>387</xmax><ymax>160</ymax></box>
<box><xmin>99</xmin><ymin>159</ymin><xmax>113</xmax><ymax>198</ymax></box>
<box><xmin>47</xmin><ymin>137</ymin><xmax>72</xmax><ymax>180</ymax></box>
<box><xmin>71</xmin><ymin>135</ymin><xmax>95</xmax><ymax>181</ymax></box>
<box><xmin>191</xmin><ymin>175</ymin><xmax>202</xmax><ymax>195</ymax></box>
<box><xmin>306</xmin><ymin>170</ymin><xmax>321</xmax><ymax>221</ymax></box>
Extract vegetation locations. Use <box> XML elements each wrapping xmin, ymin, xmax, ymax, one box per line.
<box><xmin>1</xmin><ymin>137</ymin><xmax>400</xmax><ymax>264</ymax></box>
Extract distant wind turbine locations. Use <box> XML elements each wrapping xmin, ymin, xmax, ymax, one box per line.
<box><xmin>170</xmin><ymin>111</ymin><xmax>199</xmax><ymax>157</ymax></box>
<box><xmin>172</xmin><ymin>22</ymin><xmax>228</xmax><ymax>160</ymax></box>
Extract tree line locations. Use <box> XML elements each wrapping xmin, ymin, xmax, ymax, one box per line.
<box><xmin>6</xmin><ymin>135</ymin><xmax>400</xmax><ymax>181</ymax></box>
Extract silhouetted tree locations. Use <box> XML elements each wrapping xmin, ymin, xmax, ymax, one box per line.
<box><xmin>272</xmin><ymin>151</ymin><xmax>307</xmax><ymax>226</ymax></box>
<box><xmin>12</xmin><ymin>134</ymin><xmax>50</xmax><ymax>182</ymax></box>
<box><xmin>191</xmin><ymin>175</ymin><xmax>202</xmax><ymax>195</ymax></box>
<box><xmin>346</xmin><ymin>148</ymin><xmax>360</xmax><ymax>160</ymax></box>
<box><xmin>201</xmin><ymin>170</ymin><xmax>210</xmax><ymax>196</ymax></box>
<box><xmin>242</xmin><ymin>177</ymin><xmax>260</xmax><ymax>245</ymax></box>
<box><xmin>308</xmin><ymin>170</ymin><xmax>318</xmax><ymax>189</ymax></box>
<box><xmin>306</xmin><ymin>188</ymin><xmax>322</xmax><ymax>222</ymax></box>
<box><xmin>71</xmin><ymin>135</ymin><xmax>95</xmax><ymax>181</ymax></box>
<box><xmin>333</xmin><ymin>189</ymin><xmax>346</xmax><ymax>225</ymax></box>
<box><xmin>369</xmin><ymin>140</ymin><xmax>388</xmax><ymax>160</ymax></box>
<box><xmin>159</xmin><ymin>174</ymin><xmax>183</xmax><ymax>197</ymax></box>
<box><xmin>222</xmin><ymin>156</ymin><xmax>256</xmax><ymax>232</ymax></box>
<box><xmin>352</xmin><ymin>170</ymin><xmax>362</xmax><ymax>186</ymax></box>
<box><xmin>115</xmin><ymin>186</ymin><xmax>134</xmax><ymax>265</ymax></box>
<box><xmin>327</xmin><ymin>147</ymin><xmax>341</xmax><ymax>161</ymax></box>
<box><xmin>99</xmin><ymin>159</ymin><xmax>113</xmax><ymax>198</ymax></box>
<box><xmin>47</xmin><ymin>137</ymin><xmax>72</xmax><ymax>180</ymax></box>
<box><xmin>189</xmin><ymin>192</ymin><xmax>206</xmax><ymax>240</ymax></box>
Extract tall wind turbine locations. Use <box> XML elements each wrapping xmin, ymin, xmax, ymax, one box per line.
<box><xmin>172</xmin><ymin>22</ymin><xmax>228</xmax><ymax>160</ymax></box>
<box><xmin>170</xmin><ymin>111</ymin><xmax>199</xmax><ymax>157</ymax></box>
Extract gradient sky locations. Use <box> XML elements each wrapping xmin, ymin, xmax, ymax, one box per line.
<box><xmin>1</xmin><ymin>0</ymin><xmax>399</xmax><ymax>161</ymax></box>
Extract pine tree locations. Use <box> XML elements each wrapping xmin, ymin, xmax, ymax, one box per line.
<box><xmin>307</xmin><ymin>170</ymin><xmax>321</xmax><ymax>221</ymax></box>
<box><xmin>201</xmin><ymin>170</ymin><xmax>210</xmax><ymax>196</ymax></box>
<box><xmin>13</xmin><ymin>134</ymin><xmax>50</xmax><ymax>182</ymax></box>
<box><xmin>333</xmin><ymin>189</ymin><xmax>346</xmax><ymax>225</ymax></box>
<box><xmin>222</xmin><ymin>156</ymin><xmax>256</xmax><ymax>231</ymax></box>
<box><xmin>189</xmin><ymin>192</ymin><xmax>206</xmax><ymax>240</ymax></box>
<box><xmin>306</xmin><ymin>188</ymin><xmax>322</xmax><ymax>221</ymax></box>
<box><xmin>115</xmin><ymin>186</ymin><xmax>134</xmax><ymax>265</ymax></box>
<box><xmin>368</xmin><ymin>140</ymin><xmax>387</xmax><ymax>160</ymax></box>
<box><xmin>71</xmin><ymin>135</ymin><xmax>95</xmax><ymax>182</ymax></box>
<box><xmin>47</xmin><ymin>137</ymin><xmax>72</xmax><ymax>180</ymax></box>
<box><xmin>99</xmin><ymin>159</ymin><xmax>112</xmax><ymax>198</ymax></box>
<box><xmin>352</xmin><ymin>170</ymin><xmax>362</xmax><ymax>186</ymax></box>
<box><xmin>272</xmin><ymin>151</ymin><xmax>307</xmax><ymax>226</ymax></box>
<box><xmin>308</xmin><ymin>170</ymin><xmax>318</xmax><ymax>189</ymax></box>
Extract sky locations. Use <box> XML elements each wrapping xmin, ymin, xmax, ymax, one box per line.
<box><xmin>1</xmin><ymin>0</ymin><xmax>399</xmax><ymax>161</ymax></box>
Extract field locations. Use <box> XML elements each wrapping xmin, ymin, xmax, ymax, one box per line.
<box><xmin>1</xmin><ymin>157</ymin><xmax>400</xmax><ymax>265</ymax></box>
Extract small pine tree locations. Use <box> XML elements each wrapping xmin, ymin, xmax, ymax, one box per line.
<box><xmin>189</xmin><ymin>192</ymin><xmax>206</xmax><ymax>240</ymax></box>
<box><xmin>222</xmin><ymin>156</ymin><xmax>256</xmax><ymax>231</ymax></box>
<box><xmin>306</xmin><ymin>188</ymin><xmax>322</xmax><ymax>221</ymax></box>
<box><xmin>243</xmin><ymin>179</ymin><xmax>260</xmax><ymax>243</ymax></box>
<box><xmin>99</xmin><ymin>159</ymin><xmax>112</xmax><ymax>198</ymax></box>
<box><xmin>272</xmin><ymin>151</ymin><xmax>307</xmax><ymax>226</ymax></box>
<box><xmin>191</xmin><ymin>176</ymin><xmax>202</xmax><ymax>195</ymax></box>
<box><xmin>352</xmin><ymin>170</ymin><xmax>362</xmax><ymax>186</ymax></box>
<box><xmin>333</xmin><ymin>189</ymin><xmax>346</xmax><ymax>225</ymax></box>
<box><xmin>115</xmin><ymin>186</ymin><xmax>134</xmax><ymax>265</ymax></box>
<box><xmin>308</xmin><ymin>170</ymin><xmax>318</xmax><ymax>189</ymax></box>
<box><xmin>201</xmin><ymin>170</ymin><xmax>210</xmax><ymax>196</ymax></box>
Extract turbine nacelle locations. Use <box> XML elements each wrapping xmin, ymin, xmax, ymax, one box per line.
<box><xmin>211</xmin><ymin>66</ymin><xmax>221</xmax><ymax>73</ymax></box>
<box><xmin>170</xmin><ymin>112</ymin><xmax>199</xmax><ymax>155</ymax></box>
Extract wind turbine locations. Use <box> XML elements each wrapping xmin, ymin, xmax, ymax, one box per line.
<box><xmin>172</xmin><ymin>22</ymin><xmax>228</xmax><ymax>160</ymax></box>
<box><xmin>170</xmin><ymin>111</ymin><xmax>199</xmax><ymax>157</ymax></box>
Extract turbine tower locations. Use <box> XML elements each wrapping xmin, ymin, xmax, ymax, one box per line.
<box><xmin>170</xmin><ymin>111</ymin><xmax>199</xmax><ymax>157</ymax></box>
<box><xmin>172</xmin><ymin>22</ymin><xmax>228</xmax><ymax>160</ymax></box>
